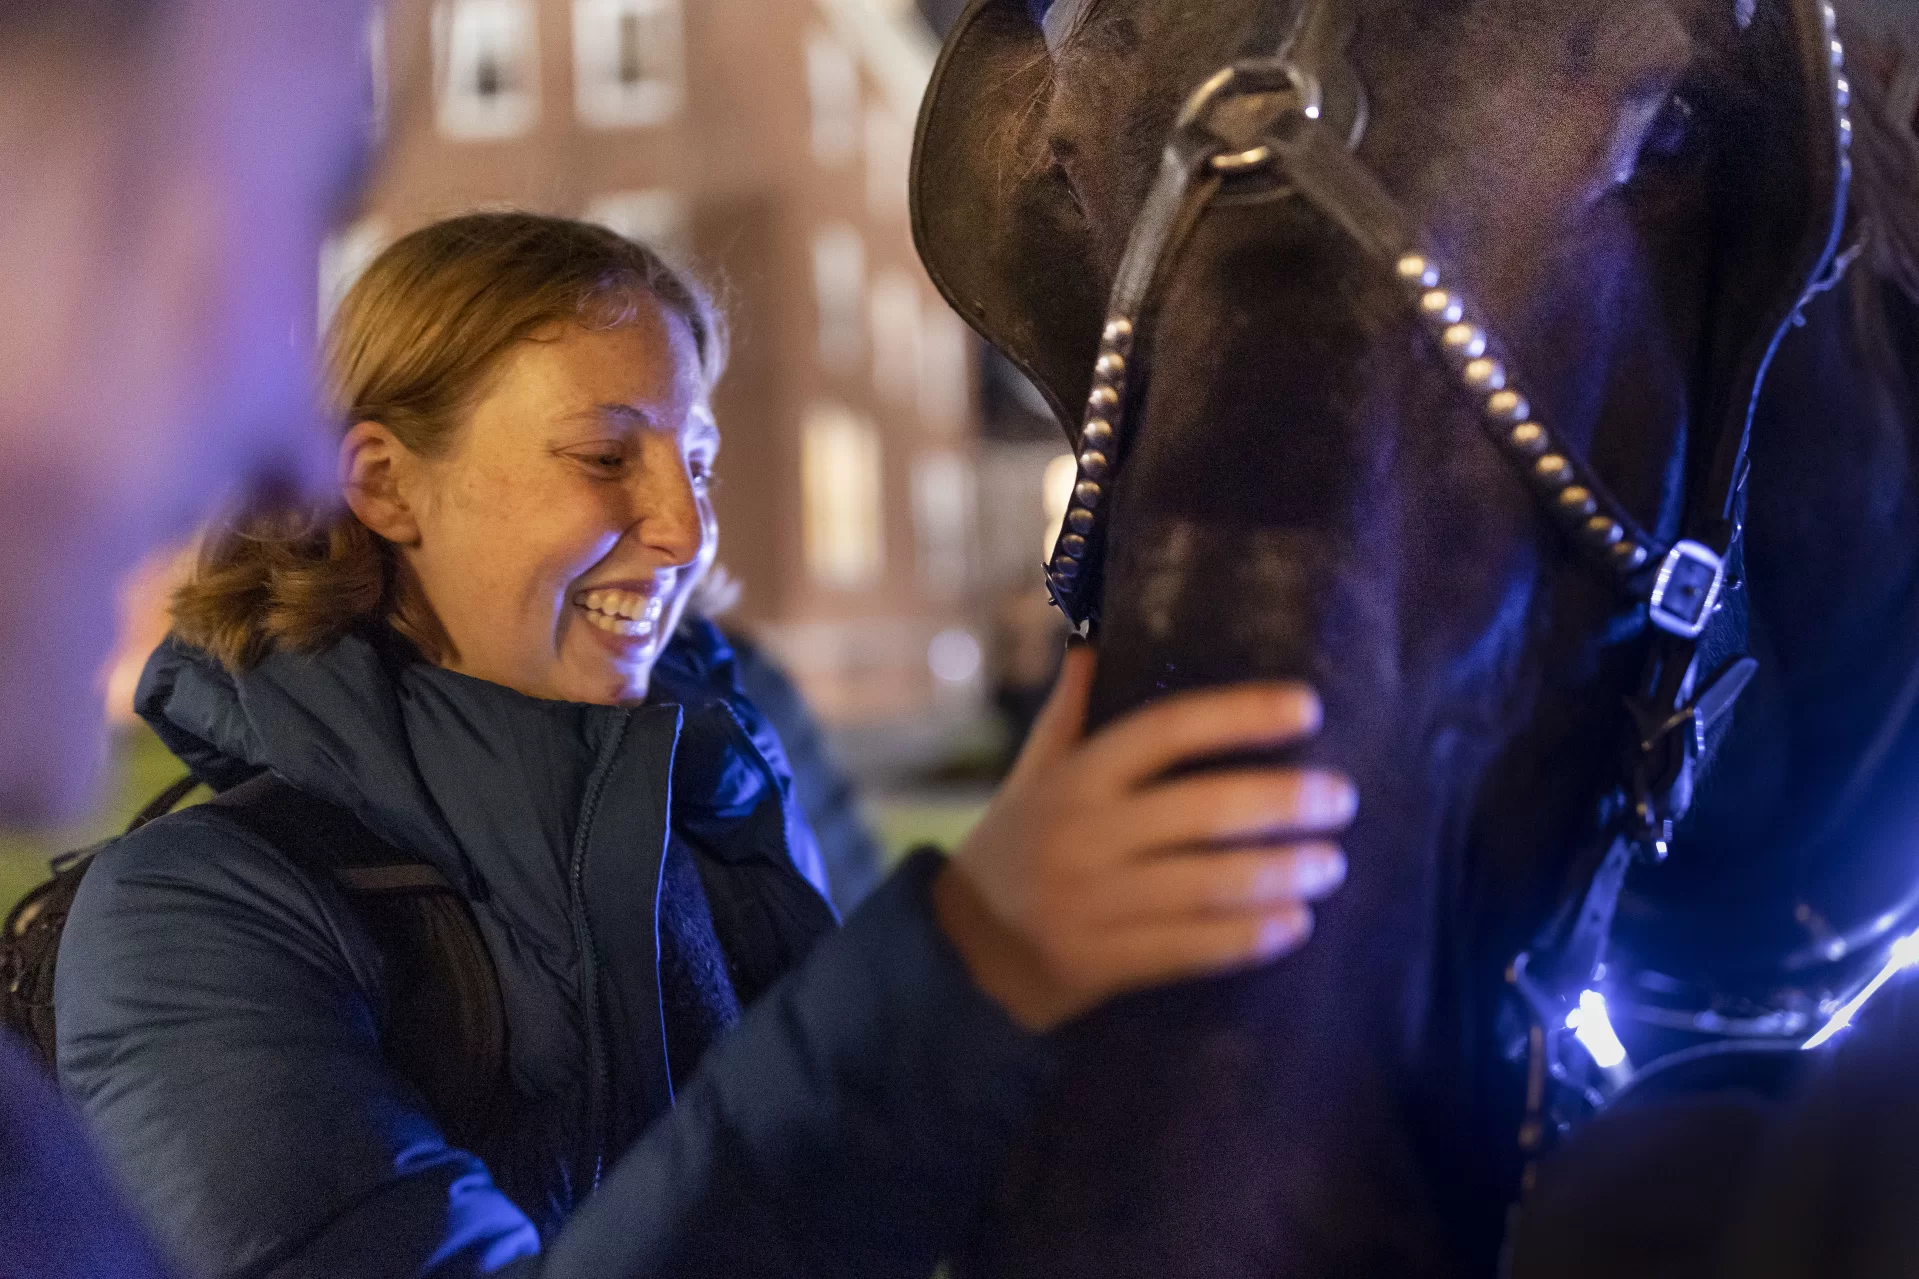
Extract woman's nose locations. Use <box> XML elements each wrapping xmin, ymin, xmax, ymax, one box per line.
<box><xmin>631</xmin><ymin>452</ymin><xmax>705</xmax><ymax>568</ymax></box>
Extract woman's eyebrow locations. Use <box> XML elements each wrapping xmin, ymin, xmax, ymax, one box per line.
<box><xmin>558</xmin><ymin>404</ymin><xmax>658</xmax><ymax>432</ymax></box>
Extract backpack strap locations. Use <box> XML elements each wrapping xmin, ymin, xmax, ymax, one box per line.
<box><xmin>7</xmin><ymin>769</ymin><xmax>511</xmax><ymax>1152</ymax></box>
<box><xmin>199</xmin><ymin>774</ymin><xmax>512</xmax><ymax>1152</ymax></box>
<box><xmin>126</xmin><ymin>773</ymin><xmax>206</xmax><ymax>833</ymax></box>
<box><xmin>4</xmin><ymin>777</ymin><xmax>216</xmax><ymax>1070</ymax></box>
<box><xmin>1</xmin><ymin>853</ymin><xmax>98</xmax><ymax>1068</ymax></box>
<box><xmin>5</xmin><ymin>771</ymin><xmax>510</xmax><ymax>1152</ymax></box>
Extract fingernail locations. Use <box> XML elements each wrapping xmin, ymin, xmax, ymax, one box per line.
<box><xmin>1259</xmin><ymin>908</ymin><xmax>1312</xmax><ymax>957</ymax></box>
<box><xmin>1300</xmin><ymin>847</ymin><xmax>1347</xmax><ymax>894</ymax></box>
<box><xmin>1278</xmin><ymin>686</ymin><xmax>1323</xmax><ymax>734</ymax></box>
<box><xmin>1065</xmin><ymin>633</ymin><xmax>1092</xmax><ymax>650</ymax></box>
<box><xmin>1302</xmin><ymin>772</ymin><xmax>1359</xmax><ymax>826</ymax></box>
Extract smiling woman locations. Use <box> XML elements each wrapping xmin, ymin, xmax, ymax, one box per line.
<box><xmin>338</xmin><ymin>316</ymin><xmax>716</xmax><ymax>706</ymax></box>
<box><xmin>172</xmin><ymin>212</ymin><xmax>725</xmax><ymax>700</ymax></box>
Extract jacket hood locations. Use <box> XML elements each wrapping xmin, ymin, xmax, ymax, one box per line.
<box><xmin>134</xmin><ymin>621</ymin><xmax>831</xmax><ymax>952</ymax></box>
<box><xmin>137</xmin><ymin>626</ymin><xmax>469</xmax><ymax>871</ymax></box>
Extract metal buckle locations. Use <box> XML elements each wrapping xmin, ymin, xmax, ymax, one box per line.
<box><xmin>1648</xmin><ymin>540</ymin><xmax>1725</xmax><ymax>639</ymax></box>
<box><xmin>1175</xmin><ymin>60</ymin><xmax>1323</xmax><ymax>181</ymax></box>
<box><xmin>1176</xmin><ymin>60</ymin><xmax>1321</xmax><ymax>132</ymax></box>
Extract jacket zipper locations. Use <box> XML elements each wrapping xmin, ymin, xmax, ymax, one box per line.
<box><xmin>568</xmin><ymin>717</ymin><xmax>631</xmax><ymax>1194</ymax></box>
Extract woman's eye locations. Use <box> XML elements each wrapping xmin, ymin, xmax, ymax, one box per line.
<box><xmin>572</xmin><ymin>449</ymin><xmax>626</xmax><ymax>473</ymax></box>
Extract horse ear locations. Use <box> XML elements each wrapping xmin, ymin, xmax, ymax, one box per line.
<box><xmin>912</xmin><ymin>0</ymin><xmax>1105</xmax><ymax>444</ymax></box>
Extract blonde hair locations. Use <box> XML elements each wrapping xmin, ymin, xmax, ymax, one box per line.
<box><xmin>171</xmin><ymin>211</ymin><xmax>727</xmax><ymax>670</ymax></box>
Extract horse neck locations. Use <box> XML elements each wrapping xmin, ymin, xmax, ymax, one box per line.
<box><xmin>1693</xmin><ymin>269</ymin><xmax>1919</xmax><ymax>855</ymax></box>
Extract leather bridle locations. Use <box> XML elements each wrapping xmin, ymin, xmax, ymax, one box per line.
<box><xmin>1038</xmin><ymin>0</ymin><xmax>1857</xmax><ymax>1153</ymax></box>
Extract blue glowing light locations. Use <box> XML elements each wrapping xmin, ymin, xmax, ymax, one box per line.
<box><xmin>1802</xmin><ymin>930</ymin><xmax>1919</xmax><ymax>1050</ymax></box>
<box><xmin>1565</xmin><ymin>989</ymin><xmax>1629</xmax><ymax>1070</ymax></box>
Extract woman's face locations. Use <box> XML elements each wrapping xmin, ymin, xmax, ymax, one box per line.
<box><xmin>400</xmin><ymin>303</ymin><xmax>717</xmax><ymax>706</ymax></box>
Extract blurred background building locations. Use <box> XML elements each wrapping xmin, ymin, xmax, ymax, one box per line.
<box><xmin>2</xmin><ymin>0</ymin><xmax>1073</xmax><ymax>912</ymax></box>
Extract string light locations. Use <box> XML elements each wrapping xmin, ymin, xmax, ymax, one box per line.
<box><xmin>1565</xmin><ymin>989</ymin><xmax>1629</xmax><ymax>1071</ymax></box>
<box><xmin>1802</xmin><ymin>931</ymin><xmax>1919</xmax><ymax>1050</ymax></box>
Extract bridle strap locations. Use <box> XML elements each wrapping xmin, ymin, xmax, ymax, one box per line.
<box><xmin>1044</xmin><ymin>35</ymin><xmax>1720</xmax><ymax>635</ymax></box>
<box><xmin>1039</xmin><ymin>128</ymin><xmax>1221</xmax><ymax>623</ymax></box>
<box><xmin>1622</xmin><ymin>1</ymin><xmax>1856</xmax><ymax>854</ymax></box>
<box><xmin>1044</xmin><ymin>9</ymin><xmax>1365</xmax><ymax>625</ymax></box>
<box><xmin>1115</xmin><ymin>139</ymin><xmax>1224</xmax><ymax>322</ymax></box>
<box><xmin>1513</xmin><ymin>1</ymin><xmax>1856</xmax><ymax>1157</ymax></box>
<box><xmin>1274</xmin><ymin>118</ymin><xmax>1673</xmax><ymax>573</ymax></box>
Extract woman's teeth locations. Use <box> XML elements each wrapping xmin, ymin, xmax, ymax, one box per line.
<box><xmin>578</xmin><ymin>588</ymin><xmax>663</xmax><ymax>639</ymax></box>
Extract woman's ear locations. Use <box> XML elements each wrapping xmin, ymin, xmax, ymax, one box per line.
<box><xmin>340</xmin><ymin>421</ymin><xmax>422</xmax><ymax>546</ymax></box>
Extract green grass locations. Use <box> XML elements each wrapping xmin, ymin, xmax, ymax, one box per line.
<box><xmin>866</xmin><ymin>791</ymin><xmax>991</xmax><ymax>865</ymax></box>
<box><xmin>0</xmin><ymin>727</ymin><xmax>194</xmax><ymax>918</ymax></box>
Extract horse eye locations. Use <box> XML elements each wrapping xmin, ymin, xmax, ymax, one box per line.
<box><xmin>1643</xmin><ymin>93</ymin><xmax>1695</xmax><ymax>160</ymax></box>
<box><xmin>1025</xmin><ymin>0</ymin><xmax>1055</xmax><ymax>24</ymax></box>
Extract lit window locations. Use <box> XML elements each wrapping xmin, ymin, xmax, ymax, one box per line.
<box><xmin>802</xmin><ymin>406</ymin><xmax>885</xmax><ymax>589</ymax></box>
<box><xmin>812</xmin><ymin>225</ymin><xmax>866</xmax><ymax>376</ymax></box>
<box><xmin>806</xmin><ymin>32</ymin><xmax>860</xmax><ymax>165</ymax></box>
<box><xmin>869</xmin><ymin>270</ymin><xmax>922</xmax><ymax>408</ymax></box>
<box><xmin>912</xmin><ymin>452</ymin><xmax>977</xmax><ymax>595</ymax></box>
<box><xmin>583</xmin><ymin>190</ymin><xmax>691</xmax><ymax>264</ymax></box>
<box><xmin>574</xmin><ymin>0</ymin><xmax>683</xmax><ymax>128</ymax></box>
<box><xmin>919</xmin><ymin>304</ymin><xmax>971</xmax><ymax>432</ymax></box>
<box><xmin>864</xmin><ymin>106</ymin><xmax>911</xmax><ymax>221</ymax></box>
<box><xmin>433</xmin><ymin>0</ymin><xmax>540</xmax><ymax>140</ymax></box>
<box><xmin>366</xmin><ymin>11</ymin><xmax>389</xmax><ymax>141</ymax></box>
<box><xmin>318</xmin><ymin>220</ymin><xmax>388</xmax><ymax>334</ymax></box>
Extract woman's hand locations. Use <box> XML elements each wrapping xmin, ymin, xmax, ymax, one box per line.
<box><xmin>933</xmin><ymin>644</ymin><xmax>1354</xmax><ymax>1033</ymax></box>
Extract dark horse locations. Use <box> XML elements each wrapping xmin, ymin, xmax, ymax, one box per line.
<box><xmin>913</xmin><ymin>0</ymin><xmax>1919</xmax><ymax>1275</ymax></box>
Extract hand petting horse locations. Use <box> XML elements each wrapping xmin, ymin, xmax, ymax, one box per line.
<box><xmin>913</xmin><ymin>1</ymin><xmax>1919</xmax><ymax>1274</ymax></box>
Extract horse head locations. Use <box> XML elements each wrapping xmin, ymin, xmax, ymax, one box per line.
<box><xmin>915</xmin><ymin>0</ymin><xmax>1919</xmax><ymax>1274</ymax></box>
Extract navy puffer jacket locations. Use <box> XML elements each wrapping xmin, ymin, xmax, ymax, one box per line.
<box><xmin>54</xmin><ymin>622</ymin><xmax>1047</xmax><ymax>1278</ymax></box>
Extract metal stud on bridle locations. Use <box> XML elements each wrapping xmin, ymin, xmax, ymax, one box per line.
<box><xmin>1049</xmin><ymin>318</ymin><xmax>1131</xmax><ymax>586</ymax></box>
<box><xmin>1392</xmin><ymin>250</ymin><xmax>1663</xmax><ymax>572</ymax></box>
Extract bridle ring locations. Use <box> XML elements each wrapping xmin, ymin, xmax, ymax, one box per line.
<box><xmin>1212</xmin><ymin>144</ymin><xmax>1276</xmax><ymax>174</ymax></box>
